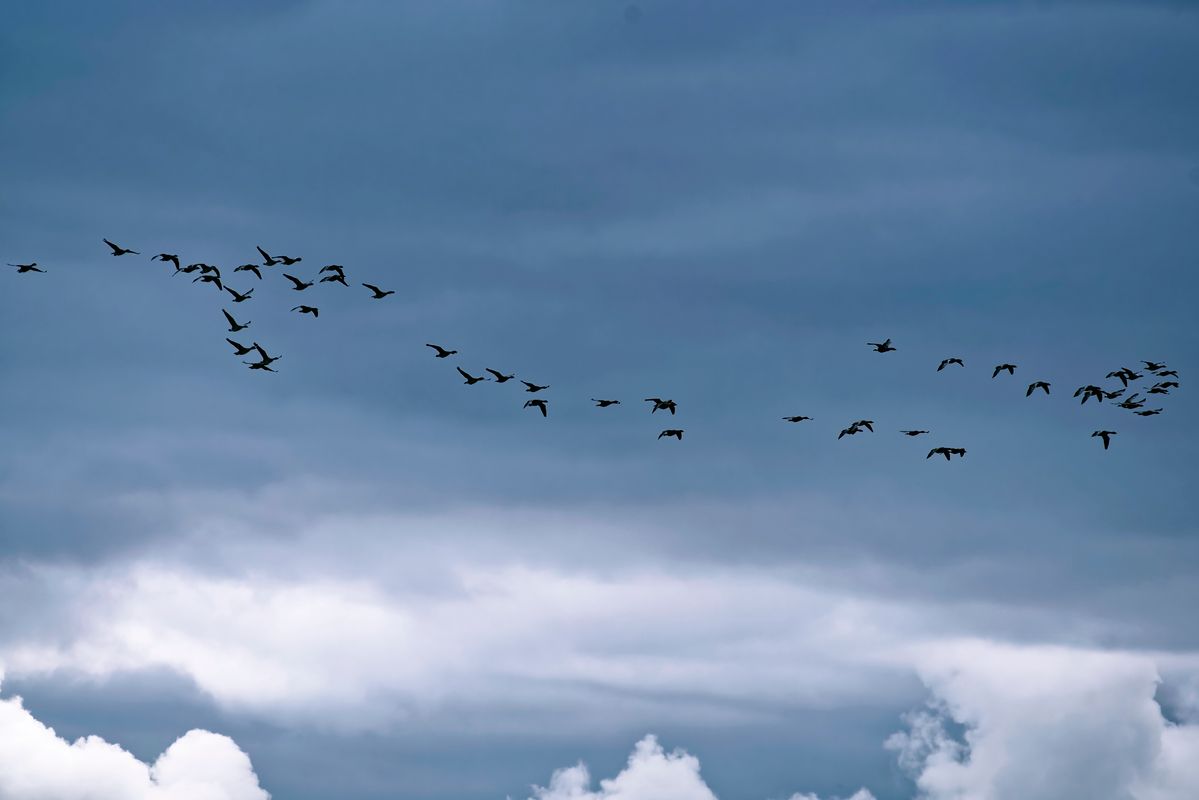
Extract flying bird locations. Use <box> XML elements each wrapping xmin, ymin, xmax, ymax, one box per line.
<box><xmin>222</xmin><ymin>309</ymin><xmax>250</xmax><ymax>332</ymax></box>
<box><xmin>851</xmin><ymin>419</ymin><xmax>874</xmax><ymax>432</ymax></box>
<box><xmin>103</xmin><ymin>238</ymin><xmax>139</xmax><ymax>256</ymax></box>
<box><xmin>1091</xmin><ymin>430</ymin><xmax>1117</xmax><ymax>450</ymax></box>
<box><xmin>225</xmin><ymin>338</ymin><xmax>256</xmax><ymax>356</ymax></box>
<box><xmin>900</xmin><ymin>430</ymin><xmax>929</xmax><ymax>436</ymax></box>
<box><xmin>593</xmin><ymin>399</ymin><xmax>621</xmax><ymax>407</ymax></box>
<box><xmin>8</xmin><ymin>262</ymin><xmax>44</xmax><ymax>273</ymax></box>
<box><xmin>1134</xmin><ymin>409</ymin><xmax>1163</xmax><ymax>416</ymax></box>
<box><xmin>283</xmin><ymin>273</ymin><xmax>313</xmax><ymax>291</ymax></box>
<box><xmin>1073</xmin><ymin>385</ymin><xmax>1105</xmax><ymax>404</ymax></box>
<box><xmin>1141</xmin><ymin>361</ymin><xmax>1168</xmax><ymax>372</ymax></box>
<box><xmin>524</xmin><ymin>398</ymin><xmax>548</xmax><ymax>417</ymax></box>
<box><xmin>291</xmin><ymin>305</ymin><xmax>319</xmax><ymax>317</ymax></box>
<box><xmin>173</xmin><ymin>264</ymin><xmax>201</xmax><ymax>276</ymax></box>
<box><xmin>224</xmin><ymin>286</ymin><xmax>253</xmax><ymax>303</ymax></box>
<box><xmin>193</xmin><ymin>274</ymin><xmax>223</xmax><ymax>291</ymax></box>
<box><xmin>485</xmin><ymin>369</ymin><xmax>515</xmax><ymax>383</ymax></box>
<box><xmin>251</xmin><ymin>343</ymin><xmax>281</xmax><ymax>366</ymax></box>
<box><xmin>837</xmin><ymin>425</ymin><xmax>862</xmax><ymax>439</ymax></box>
<box><xmin>937</xmin><ymin>358</ymin><xmax>964</xmax><ymax>371</ymax></box>
<box><xmin>783</xmin><ymin>415</ymin><xmax>812</xmax><ymax>423</ymax></box>
<box><xmin>151</xmin><ymin>253</ymin><xmax>180</xmax><ymax>269</ymax></box>
<box><xmin>426</xmin><ymin>344</ymin><xmax>457</xmax><ymax>358</ymax></box>
<box><xmin>1155</xmin><ymin>369</ymin><xmax>1179</xmax><ymax>378</ymax></box>
<box><xmin>645</xmin><ymin>398</ymin><xmax>677</xmax><ymax>414</ymax></box>
<box><xmin>1026</xmin><ymin>381</ymin><xmax>1051</xmax><ymax>396</ymax></box>
<box><xmin>927</xmin><ymin>447</ymin><xmax>966</xmax><ymax>461</ymax></box>
<box><xmin>1116</xmin><ymin>394</ymin><xmax>1145</xmax><ymax>410</ymax></box>
<box><xmin>867</xmin><ymin>338</ymin><xmax>896</xmax><ymax>353</ymax></box>
<box><xmin>992</xmin><ymin>364</ymin><xmax>1017</xmax><ymax>378</ymax></box>
<box><xmin>243</xmin><ymin>360</ymin><xmax>277</xmax><ymax>372</ymax></box>
<box><xmin>658</xmin><ymin>429</ymin><xmax>684</xmax><ymax>440</ymax></box>
<box><xmin>1147</xmin><ymin>382</ymin><xmax>1176</xmax><ymax>395</ymax></box>
<box><xmin>234</xmin><ymin>264</ymin><xmax>263</xmax><ymax>279</ymax></box>
<box><xmin>320</xmin><ymin>264</ymin><xmax>345</xmax><ymax>274</ymax></box>
<box><xmin>457</xmin><ymin>367</ymin><xmax>488</xmax><ymax>385</ymax></box>
<box><xmin>522</xmin><ymin>381</ymin><xmax>550</xmax><ymax>393</ymax></box>
<box><xmin>1106</xmin><ymin>368</ymin><xmax>1142</xmax><ymax>387</ymax></box>
<box><xmin>363</xmin><ymin>283</ymin><xmax>394</xmax><ymax>299</ymax></box>
<box><xmin>320</xmin><ymin>273</ymin><xmax>349</xmax><ymax>286</ymax></box>
<box><xmin>276</xmin><ymin>254</ymin><xmax>302</xmax><ymax>266</ymax></box>
<box><xmin>257</xmin><ymin>246</ymin><xmax>282</xmax><ymax>266</ymax></box>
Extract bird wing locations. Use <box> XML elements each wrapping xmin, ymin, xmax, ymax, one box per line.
<box><xmin>363</xmin><ymin>283</ymin><xmax>380</xmax><ymax>293</ymax></box>
<box><xmin>457</xmin><ymin>367</ymin><xmax>472</xmax><ymax>380</ymax></box>
<box><xmin>283</xmin><ymin>273</ymin><xmax>303</xmax><ymax>288</ymax></box>
<box><xmin>222</xmin><ymin>310</ymin><xmax>236</xmax><ymax>326</ymax></box>
<box><xmin>103</xmin><ymin>238</ymin><xmax>120</xmax><ymax>253</ymax></box>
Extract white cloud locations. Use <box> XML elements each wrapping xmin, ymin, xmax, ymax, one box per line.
<box><xmin>529</xmin><ymin>735</ymin><xmax>717</xmax><ymax>800</ymax></box>
<box><xmin>0</xmin><ymin>686</ymin><xmax>268</xmax><ymax>800</ymax></box>
<box><xmin>788</xmin><ymin>791</ymin><xmax>876</xmax><ymax>800</ymax></box>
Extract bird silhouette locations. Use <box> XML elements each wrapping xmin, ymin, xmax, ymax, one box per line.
<box><xmin>320</xmin><ymin>265</ymin><xmax>345</xmax><ymax>274</ymax></box>
<box><xmin>257</xmin><ymin>246</ymin><xmax>282</xmax><ymax>266</ymax></box>
<box><xmin>901</xmin><ymin>430</ymin><xmax>929</xmax><ymax>436</ymax></box>
<box><xmin>927</xmin><ymin>447</ymin><xmax>966</xmax><ymax>461</ymax></box>
<box><xmin>522</xmin><ymin>381</ymin><xmax>550</xmax><ymax>393</ymax></box>
<box><xmin>593</xmin><ymin>399</ymin><xmax>621</xmax><ymax>407</ymax></box>
<box><xmin>457</xmin><ymin>367</ymin><xmax>488</xmax><ymax>385</ymax></box>
<box><xmin>1155</xmin><ymin>369</ymin><xmax>1179</xmax><ymax>378</ymax></box>
<box><xmin>645</xmin><ymin>398</ymin><xmax>677</xmax><ymax>414</ymax></box>
<box><xmin>992</xmin><ymin>364</ymin><xmax>1017</xmax><ymax>378</ymax></box>
<box><xmin>937</xmin><ymin>358</ymin><xmax>964</xmax><ymax>371</ymax></box>
<box><xmin>151</xmin><ymin>253</ymin><xmax>180</xmax><ymax>269</ymax></box>
<box><xmin>837</xmin><ymin>425</ymin><xmax>862</xmax><ymax>439</ymax></box>
<box><xmin>524</xmin><ymin>398</ymin><xmax>548</xmax><ymax>417</ymax></box>
<box><xmin>1026</xmin><ymin>381</ymin><xmax>1051</xmax><ymax>396</ymax></box>
<box><xmin>193</xmin><ymin>274</ymin><xmax>223</xmax><ymax>291</ymax></box>
<box><xmin>8</xmin><ymin>262</ymin><xmax>44</xmax><ymax>273</ymax></box>
<box><xmin>1147</xmin><ymin>382</ymin><xmax>1176</xmax><ymax>395</ymax></box>
<box><xmin>1102</xmin><ymin>389</ymin><xmax>1125</xmax><ymax>401</ymax></box>
<box><xmin>485</xmin><ymin>369</ymin><xmax>515</xmax><ymax>383</ymax></box>
<box><xmin>1115</xmin><ymin>393</ymin><xmax>1145</xmax><ymax>410</ymax></box>
<box><xmin>658</xmin><ymin>429</ymin><xmax>684</xmax><ymax>440</ymax></box>
<box><xmin>1134</xmin><ymin>409</ymin><xmax>1163</xmax><ymax>416</ymax></box>
<box><xmin>852</xmin><ymin>419</ymin><xmax>874</xmax><ymax>432</ymax></box>
<box><xmin>426</xmin><ymin>344</ymin><xmax>457</xmax><ymax>358</ymax></box>
<box><xmin>199</xmin><ymin>264</ymin><xmax>221</xmax><ymax>277</ymax></box>
<box><xmin>243</xmin><ymin>360</ymin><xmax>278</xmax><ymax>372</ymax></box>
<box><xmin>867</xmin><ymin>338</ymin><xmax>896</xmax><ymax>353</ymax></box>
<box><xmin>277</xmin><ymin>255</ymin><xmax>302</xmax><ymax>266</ymax></box>
<box><xmin>783</xmin><ymin>415</ymin><xmax>812</xmax><ymax>422</ymax></box>
<box><xmin>1091</xmin><ymin>430</ymin><xmax>1116</xmax><ymax>450</ymax></box>
<box><xmin>363</xmin><ymin>283</ymin><xmax>394</xmax><ymax>299</ymax></box>
<box><xmin>222</xmin><ymin>309</ymin><xmax>250</xmax><ymax>332</ymax></box>
<box><xmin>103</xmin><ymin>238</ymin><xmax>139</xmax><ymax>256</ymax></box>
<box><xmin>251</xmin><ymin>343</ymin><xmax>281</xmax><ymax>366</ymax></box>
<box><xmin>291</xmin><ymin>305</ymin><xmax>319</xmax><ymax>317</ymax></box>
<box><xmin>1142</xmin><ymin>361</ymin><xmax>1167</xmax><ymax>372</ymax></box>
<box><xmin>283</xmin><ymin>273</ymin><xmax>313</xmax><ymax>291</ymax></box>
<box><xmin>225</xmin><ymin>338</ymin><xmax>256</xmax><ymax>356</ymax></box>
<box><xmin>1073</xmin><ymin>384</ymin><xmax>1105</xmax><ymax>404</ymax></box>
<box><xmin>320</xmin><ymin>274</ymin><xmax>349</xmax><ymax>287</ymax></box>
<box><xmin>224</xmin><ymin>286</ymin><xmax>253</xmax><ymax>303</ymax></box>
<box><xmin>234</xmin><ymin>264</ymin><xmax>263</xmax><ymax>279</ymax></box>
<box><xmin>1106</xmin><ymin>368</ymin><xmax>1142</xmax><ymax>387</ymax></box>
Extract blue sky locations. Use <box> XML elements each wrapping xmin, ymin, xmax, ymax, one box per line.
<box><xmin>1</xmin><ymin>2</ymin><xmax>1198</xmax><ymax>799</ymax></box>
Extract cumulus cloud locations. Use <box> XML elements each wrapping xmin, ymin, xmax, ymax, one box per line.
<box><xmin>0</xmin><ymin>686</ymin><xmax>269</xmax><ymax>800</ymax></box>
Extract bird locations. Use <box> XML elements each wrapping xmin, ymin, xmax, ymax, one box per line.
<box><xmin>225</xmin><ymin>286</ymin><xmax>253</xmax><ymax>303</ymax></box>
<box><xmin>837</xmin><ymin>425</ymin><xmax>862</xmax><ymax>439</ymax></box>
<box><xmin>1142</xmin><ymin>361</ymin><xmax>1168</xmax><ymax>372</ymax></box>
<box><xmin>243</xmin><ymin>360</ymin><xmax>277</xmax><ymax>373</ymax></box>
<box><xmin>1091</xmin><ymin>430</ymin><xmax>1117</xmax><ymax>450</ymax></box>
<box><xmin>320</xmin><ymin>273</ymin><xmax>349</xmax><ymax>286</ymax></box>
<box><xmin>522</xmin><ymin>381</ymin><xmax>550</xmax><ymax>393</ymax></box>
<box><xmin>173</xmin><ymin>264</ymin><xmax>201</xmax><ymax>276</ymax></box>
<box><xmin>900</xmin><ymin>430</ymin><xmax>929</xmax><ymax>436</ymax></box>
<box><xmin>363</xmin><ymin>283</ymin><xmax>394</xmax><ymax>299</ymax></box>
<box><xmin>277</xmin><ymin>254</ymin><xmax>302</xmax><ymax>266</ymax></box>
<box><xmin>658</xmin><ymin>429</ymin><xmax>684</xmax><ymax>440</ymax></box>
<box><xmin>222</xmin><ymin>309</ymin><xmax>251</xmax><ymax>332</ymax></box>
<box><xmin>320</xmin><ymin>264</ymin><xmax>345</xmax><ymax>274</ymax></box>
<box><xmin>457</xmin><ymin>367</ymin><xmax>488</xmax><ymax>385</ymax></box>
<box><xmin>426</xmin><ymin>344</ymin><xmax>457</xmax><ymax>358</ymax></box>
<box><xmin>257</xmin><ymin>246</ymin><xmax>282</xmax><ymax>266</ymax></box>
<box><xmin>103</xmin><ymin>238</ymin><xmax>139</xmax><ymax>256</ymax></box>
<box><xmin>1106</xmin><ymin>368</ymin><xmax>1142</xmax><ymax>387</ymax></box>
<box><xmin>1102</xmin><ymin>389</ymin><xmax>1125</xmax><ymax>401</ymax></box>
<box><xmin>251</xmin><ymin>343</ymin><xmax>281</xmax><ymax>366</ymax></box>
<box><xmin>937</xmin><ymin>358</ymin><xmax>964</xmax><ymax>371</ymax></box>
<box><xmin>992</xmin><ymin>364</ymin><xmax>1017</xmax><ymax>378</ymax></box>
<box><xmin>199</xmin><ymin>264</ymin><xmax>221</xmax><ymax>277</ymax></box>
<box><xmin>593</xmin><ymin>399</ymin><xmax>621</xmax><ymax>407</ymax></box>
<box><xmin>193</xmin><ymin>274</ymin><xmax>223</xmax><ymax>291</ymax></box>
<box><xmin>1134</xmin><ymin>409</ymin><xmax>1163</xmax><ymax>416</ymax></box>
<box><xmin>1026</xmin><ymin>381</ymin><xmax>1051</xmax><ymax>396</ymax></box>
<box><xmin>283</xmin><ymin>273</ymin><xmax>313</xmax><ymax>291</ymax></box>
<box><xmin>927</xmin><ymin>447</ymin><xmax>965</xmax><ymax>461</ymax></box>
<box><xmin>1073</xmin><ymin>385</ymin><xmax>1105</xmax><ymax>404</ymax></box>
<box><xmin>645</xmin><ymin>398</ymin><xmax>677</xmax><ymax>414</ymax></box>
<box><xmin>8</xmin><ymin>262</ymin><xmax>45</xmax><ymax>273</ymax></box>
<box><xmin>291</xmin><ymin>305</ymin><xmax>319</xmax><ymax>317</ymax></box>
<box><xmin>524</xmin><ymin>399</ymin><xmax>549</xmax><ymax>417</ymax></box>
<box><xmin>151</xmin><ymin>253</ymin><xmax>180</xmax><ymax>269</ymax></box>
<box><xmin>867</xmin><ymin>338</ymin><xmax>896</xmax><ymax>353</ymax></box>
<box><xmin>225</xmin><ymin>338</ymin><xmax>256</xmax><ymax>356</ymax></box>
<box><xmin>1155</xmin><ymin>369</ymin><xmax>1179</xmax><ymax>378</ymax></box>
<box><xmin>1116</xmin><ymin>394</ymin><xmax>1145</xmax><ymax>410</ymax></box>
<box><xmin>783</xmin><ymin>415</ymin><xmax>812</xmax><ymax>423</ymax></box>
<box><xmin>1147</xmin><ymin>382</ymin><xmax>1176</xmax><ymax>395</ymax></box>
<box><xmin>851</xmin><ymin>419</ymin><xmax>874</xmax><ymax>432</ymax></box>
<box><xmin>485</xmin><ymin>369</ymin><xmax>515</xmax><ymax>383</ymax></box>
<box><xmin>234</xmin><ymin>264</ymin><xmax>263</xmax><ymax>279</ymax></box>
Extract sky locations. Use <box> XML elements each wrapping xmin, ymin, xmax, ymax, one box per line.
<box><xmin>1</xmin><ymin>1</ymin><xmax>1198</xmax><ymax>798</ymax></box>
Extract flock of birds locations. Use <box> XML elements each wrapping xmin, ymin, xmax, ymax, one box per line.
<box><xmin>8</xmin><ymin>242</ymin><xmax>1182</xmax><ymax>457</ymax></box>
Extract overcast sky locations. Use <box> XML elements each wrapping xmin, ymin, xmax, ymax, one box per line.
<box><xmin>1</xmin><ymin>2</ymin><xmax>1198</xmax><ymax>799</ymax></box>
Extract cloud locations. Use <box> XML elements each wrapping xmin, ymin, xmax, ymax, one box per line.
<box><xmin>0</xmin><ymin>685</ymin><xmax>268</xmax><ymax>800</ymax></box>
<box><xmin>886</xmin><ymin>640</ymin><xmax>1199</xmax><ymax>800</ymax></box>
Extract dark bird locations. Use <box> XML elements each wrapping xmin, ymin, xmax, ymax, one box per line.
<box><xmin>1147</xmin><ymin>382</ymin><xmax>1176</xmax><ymax>395</ymax></box>
<box><xmin>783</xmin><ymin>415</ymin><xmax>812</xmax><ymax>423</ymax></box>
<box><xmin>363</xmin><ymin>283</ymin><xmax>394</xmax><ymax>299</ymax></box>
<box><xmin>1073</xmin><ymin>385</ymin><xmax>1105</xmax><ymax>404</ymax></box>
<box><xmin>243</xmin><ymin>360</ymin><xmax>277</xmax><ymax>373</ymax></box>
<box><xmin>1142</xmin><ymin>361</ymin><xmax>1167</xmax><ymax>372</ymax></box>
<box><xmin>927</xmin><ymin>447</ymin><xmax>966</xmax><ymax>461</ymax></box>
<box><xmin>320</xmin><ymin>273</ymin><xmax>349</xmax><ymax>287</ymax></box>
<box><xmin>867</xmin><ymin>338</ymin><xmax>896</xmax><ymax>353</ymax></box>
<box><xmin>645</xmin><ymin>398</ymin><xmax>677</xmax><ymax>414</ymax></box>
<box><xmin>658</xmin><ymin>429</ymin><xmax>684</xmax><ymax>440</ymax></box>
<box><xmin>524</xmin><ymin>398</ymin><xmax>549</xmax><ymax>417</ymax></box>
<box><xmin>937</xmin><ymin>358</ymin><xmax>964</xmax><ymax>371</ymax></box>
<box><xmin>426</xmin><ymin>344</ymin><xmax>457</xmax><ymax>358</ymax></box>
<box><xmin>522</xmin><ymin>381</ymin><xmax>550</xmax><ymax>393</ymax></box>
<box><xmin>457</xmin><ymin>367</ymin><xmax>488</xmax><ymax>385</ymax></box>
<box><xmin>291</xmin><ymin>305</ymin><xmax>319</xmax><ymax>317</ymax></box>
<box><xmin>1102</xmin><ymin>389</ymin><xmax>1125</xmax><ymax>401</ymax></box>
<box><xmin>1155</xmin><ymin>370</ymin><xmax>1179</xmax><ymax>378</ymax></box>
<box><xmin>193</xmin><ymin>274</ymin><xmax>224</xmax><ymax>291</ymax></box>
<box><xmin>485</xmin><ymin>369</ymin><xmax>515</xmax><ymax>383</ymax></box>
<box><xmin>852</xmin><ymin>419</ymin><xmax>874</xmax><ymax>432</ymax></box>
<box><xmin>1156</xmin><ymin>381</ymin><xmax>1180</xmax><ymax>390</ymax></box>
<box><xmin>251</xmin><ymin>343</ymin><xmax>281</xmax><ymax>367</ymax></box>
<box><xmin>593</xmin><ymin>399</ymin><xmax>621</xmax><ymax>408</ymax></box>
<box><xmin>103</xmin><ymin>238</ymin><xmax>139</xmax><ymax>256</ymax></box>
<box><xmin>8</xmin><ymin>262</ymin><xmax>45</xmax><ymax>273</ymax></box>
<box><xmin>151</xmin><ymin>253</ymin><xmax>180</xmax><ymax>269</ymax></box>
<box><xmin>234</xmin><ymin>264</ymin><xmax>263</xmax><ymax>279</ymax></box>
<box><xmin>1106</xmin><ymin>368</ymin><xmax>1142</xmax><ymax>387</ymax></box>
<box><xmin>283</xmin><ymin>273</ymin><xmax>313</xmax><ymax>291</ymax></box>
<box><xmin>257</xmin><ymin>246</ymin><xmax>282</xmax><ymax>266</ymax></box>
<box><xmin>1116</xmin><ymin>394</ymin><xmax>1145</xmax><ymax>410</ymax></box>
<box><xmin>199</xmin><ymin>264</ymin><xmax>221</xmax><ymax>277</ymax></box>
<box><xmin>1134</xmin><ymin>408</ymin><xmax>1163</xmax><ymax>416</ymax></box>
<box><xmin>901</xmin><ymin>430</ymin><xmax>929</xmax><ymax>437</ymax></box>
<box><xmin>992</xmin><ymin>364</ymin><xmax>1017</xmax><ymax>378</ymax></box>
<box><xmin>225</xmin><ymin>338</ymin><xmax>256</xmax><ymax>356</ymax></box>
<box><xmin>838</xmin><ymin>425</ymin><xmax>862</xmax><ymax>439</ymax></box>
<box><xmin>277</xmin><ymin>254</ymin><xmax>302</xmax><ymax>266</ymax></box>
<box><xmin>225</xmin><ymin>286</ymin><xmax>253</xmax><ymax>303</ymax></box>
<box><xmin>320</xmin><ymin>265</ymin><xmax>345</xmax><ymax>274</ymax></box>
<box><xmin>174</xmin><ymin>264</ymin><xmax>201</xmax><ymax>276</ymax></box>
<box><xmin>222</xmin><ymin>309</ymin><xmax>251</xmax><ymax>332</ymax></box>
<box><xmin>1026</xmin><ymin>381</ymin><xmax>1051</xmax><ymax>396</ymax></box>
<box><xmin>1091</xmin><ymin>430</ymin><xmax>1117</xmax><ymax>450</ymax></box>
